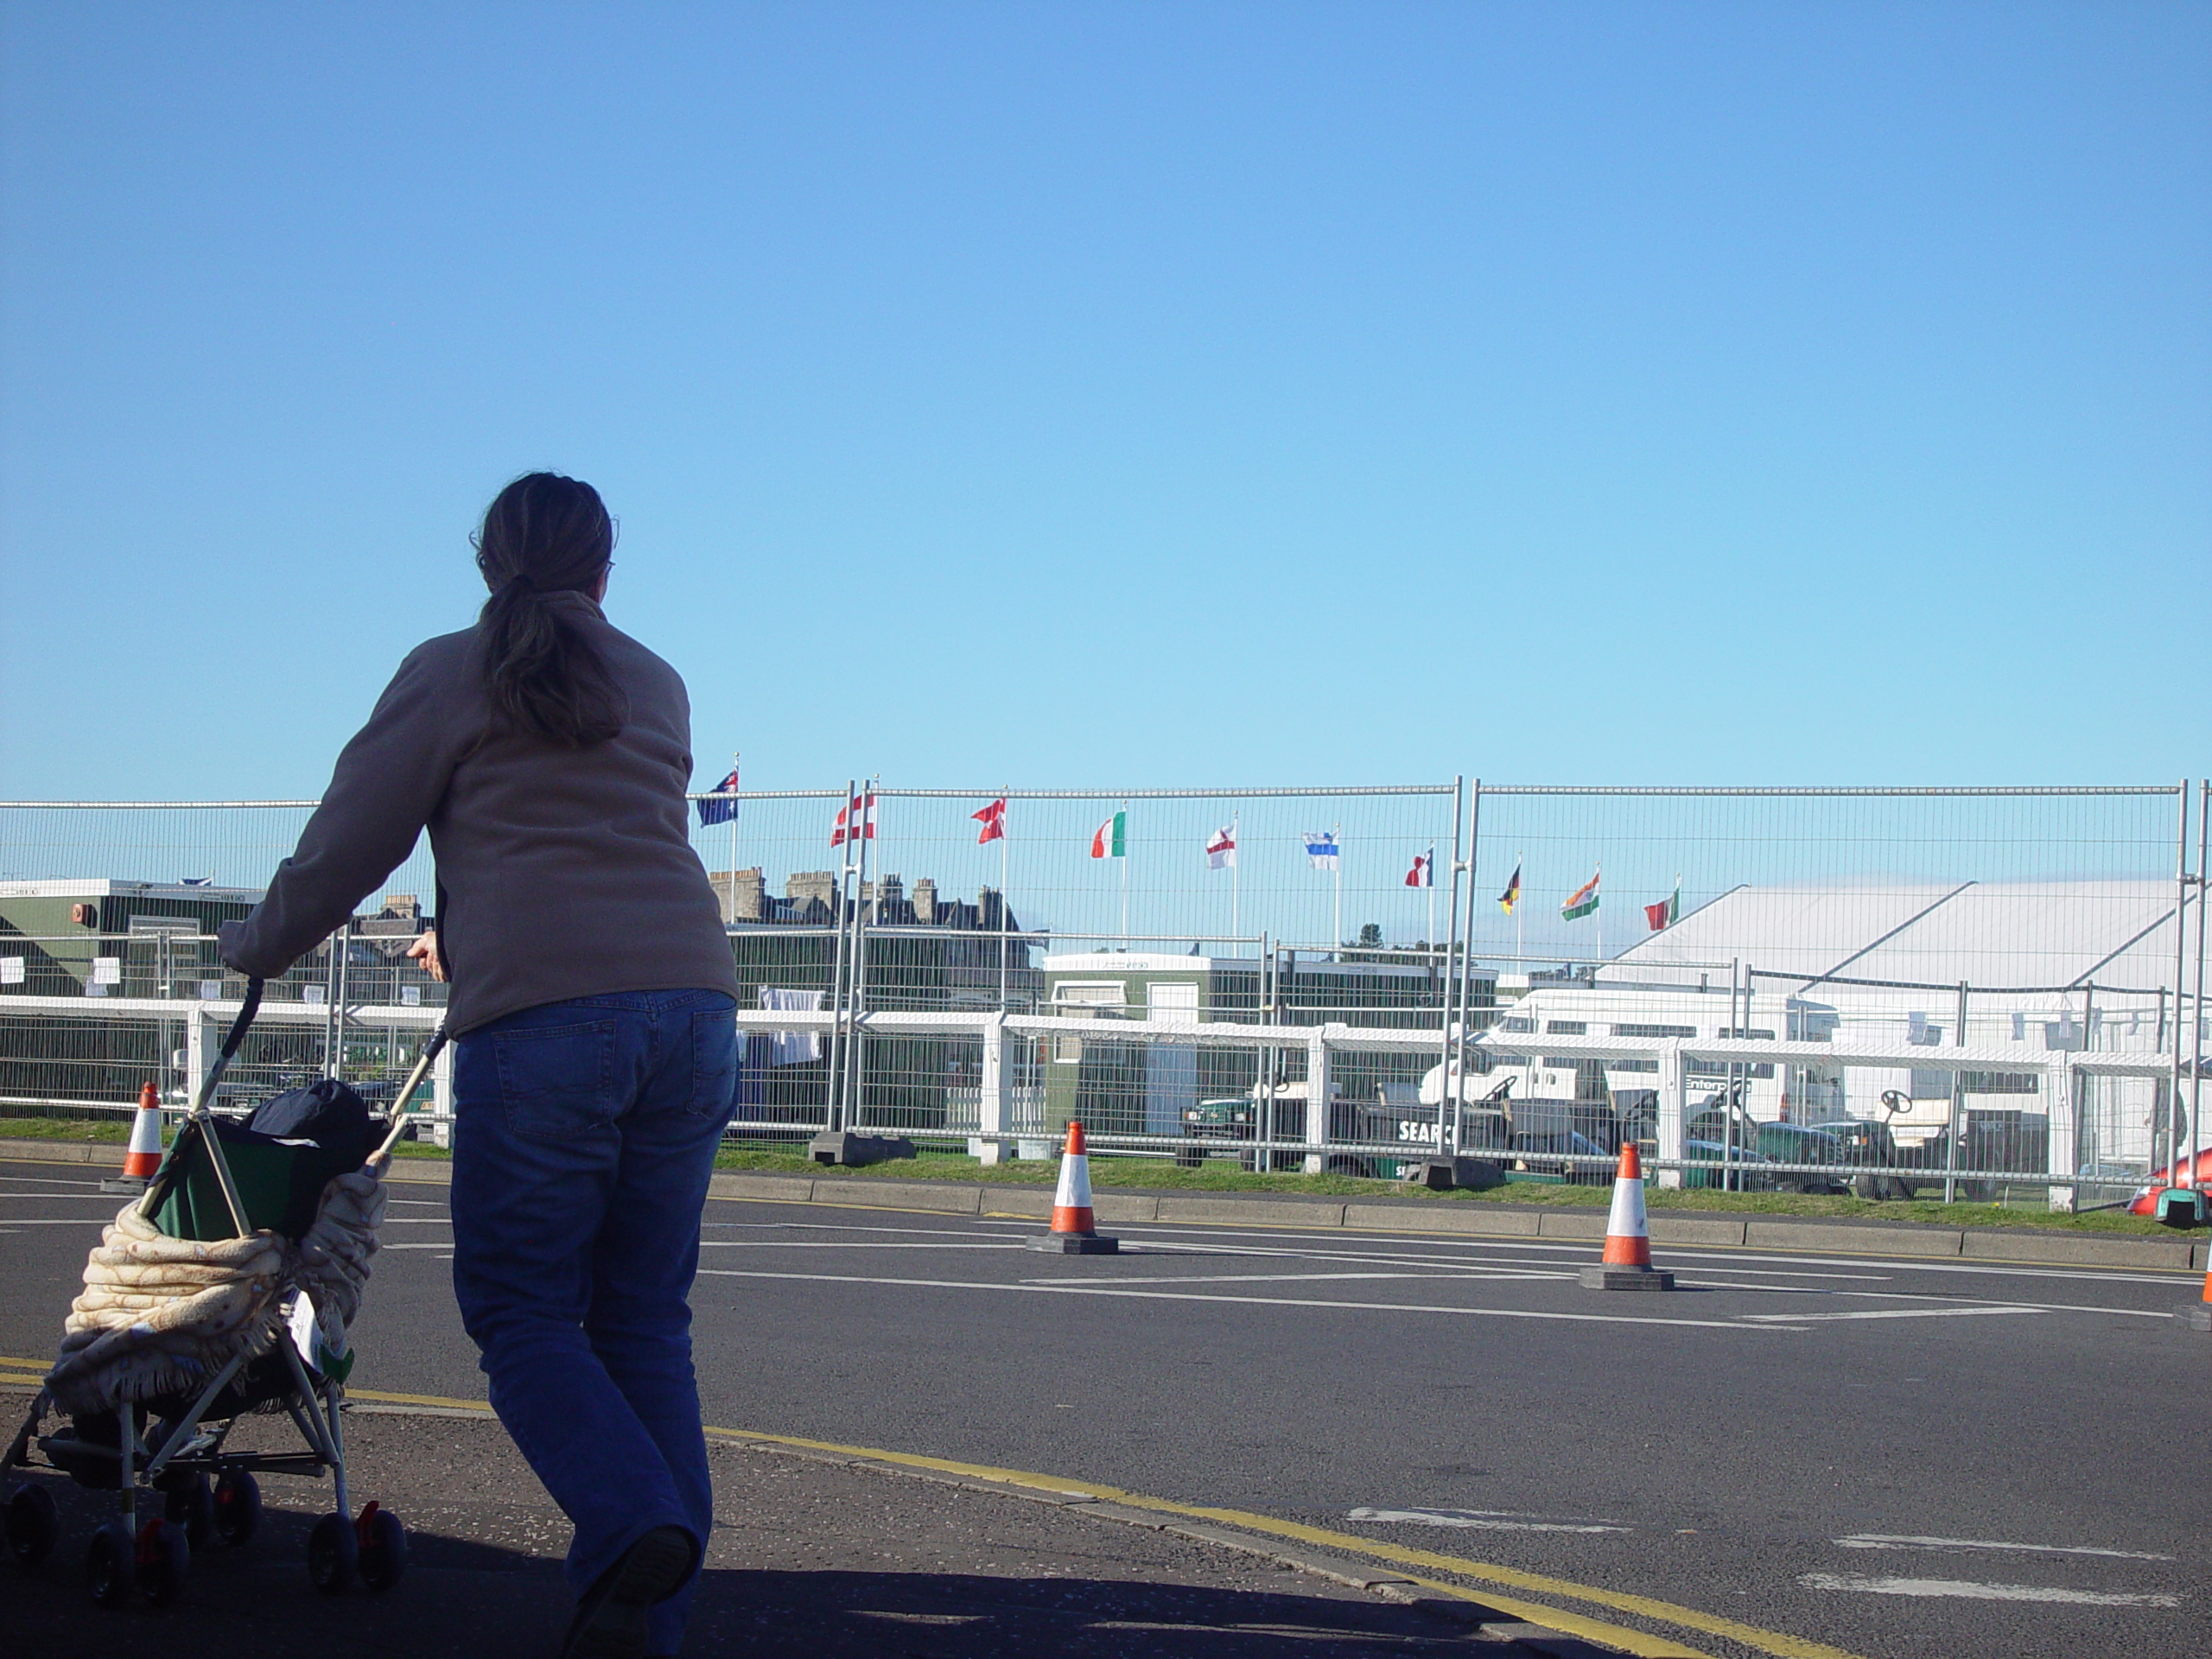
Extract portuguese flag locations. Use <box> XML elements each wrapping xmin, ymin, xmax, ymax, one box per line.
<box><xmin>1090</xmin><ymin>810</ymin><xmax>1126</xmax><ymax>860</ymax></box>
<box><xmin>1561</xmin><ymin>867</ymin><xmax>1600</xmax><ymax>921</ymax></box>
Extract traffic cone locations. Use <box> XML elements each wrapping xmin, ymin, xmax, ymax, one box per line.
<box><xmin>100</xmin><ymin>1081</ymin><xmax>164</xmax><ymax>1193</ymax></box>
<box><xmin>1027</xmin><ymin>1121</ymin><xmax>1119</xmax><ymax>1254</ymax></box>
<box><xmin>2178</xmin><ymin>1262</ymin><xmax>2212</xmax><ymax>1332</ymax></box>
<box><xmin>1578</xmin><ymin>1142</ymin><xmax>1675</xmax><ymax>1290</ymax></box>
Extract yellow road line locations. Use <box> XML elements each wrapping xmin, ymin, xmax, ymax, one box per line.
<box><xmin>697</xmin><ymin>1425</ymin><xmax>1866</xmax><ymax>1659</ymax></box>
<box><xmin>348</xmin><ymin>1385</ymin><xmax>494</xmax><ymax>1412</ymax></box>
<box><xmin>22</xmin><ymin>1360</ymin><xmax>1856</xmax><ymax>1659</ymax></box>
<box><xmin>0</xmin><ymin>1355</ymin><xmax>51</xmax><ymax>1369</ymax></box>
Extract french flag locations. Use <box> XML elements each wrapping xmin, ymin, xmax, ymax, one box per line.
<box><xmin>1404</xmin><ymin>849</ymin><xmax>1433</xmax><ymax>888</ymax></box>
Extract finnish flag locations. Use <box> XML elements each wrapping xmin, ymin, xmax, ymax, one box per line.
<box><xmin>1304</xmin><ymin>831</ymin><xmax>1339</xmax><ymax>872</ymax></box>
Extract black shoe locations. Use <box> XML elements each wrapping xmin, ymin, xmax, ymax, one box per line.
<box><xmin>558</xmin><ymin>1526</ymin><xmax>696</xmax><ymax>1659</ymax></box>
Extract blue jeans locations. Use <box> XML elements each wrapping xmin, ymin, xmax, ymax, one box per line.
<box><xmin>449</xmin><ymin>989</ymin><xmax>737</xmax><ymax>1656</ymax></box>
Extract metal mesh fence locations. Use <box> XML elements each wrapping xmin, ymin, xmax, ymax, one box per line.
<box><xmin>3</xmin><ymin>784</ymin><xmax>2202</xmax><ymax>1211</ymax></box>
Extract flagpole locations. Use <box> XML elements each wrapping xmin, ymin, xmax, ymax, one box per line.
<box><xmin>1426</xmin><ymin>849</ymin><xmax>1435</xmax><ymax>949</ymax></box>
<box><xmin>726</xmin><ymin>750</ymin><xmax>741</xmax><ymax>925</ymax></box>
<box><xmin>1332</xmin><ymin>820</ymin><xmax>1342</xmax><ymax>959</ymax></box>
<box><xmin>1231</xmin><ymin>811</ymin><xmax>1240</xmax><ymax>946</ymax></box>
<box><xmin>1594</xmin><ymin>861</ymin><xmax>1602</xmax><ymax>967</ymax></box>
<box><xmin>1516</xmin><ymin>849</ymin><xmax>1523</xmax><ymax>963</ymax></box>
<box><xmin>1120</xmin><ymin>801</ymin><xmax>1129</xmax><ymax>945</ymax></box>
<box><xmin>998</xmin><ymin>786</ymin><xmax>1010</xmax><ymax>1011</ymax></box>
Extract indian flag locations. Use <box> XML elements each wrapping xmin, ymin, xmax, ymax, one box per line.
<box><xmin>1090</xmin><ymin>810</ymin><xmax>1126</xmax><ymax>860</ymax></box>
<box><xmin>1561</xmin><ymin>867</ymin><xmax>1600</xmax><ymax>921</ymax></box>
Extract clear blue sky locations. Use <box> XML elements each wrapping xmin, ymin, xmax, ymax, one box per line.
<box><xmin>3</xmin><ymin>3</ymin><xmax>2205</xmax><ymax>802</ymax></box>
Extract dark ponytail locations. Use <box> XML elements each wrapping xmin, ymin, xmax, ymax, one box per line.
<box><xmin>471</xmin><ymin>473</ymin><xmax>625</xmax><ymax>747</ymax></box>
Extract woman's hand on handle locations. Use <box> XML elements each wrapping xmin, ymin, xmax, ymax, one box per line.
<box><xmin>407</xmin><ymin>930</ymin><xmax>448</xmax><ymax>983</ymax></box>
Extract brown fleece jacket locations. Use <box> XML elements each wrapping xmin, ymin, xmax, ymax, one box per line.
<box><xmin>219</xmin><ymin>591</ymin><xmax>737</xmax><ymax>1033</ymax></box>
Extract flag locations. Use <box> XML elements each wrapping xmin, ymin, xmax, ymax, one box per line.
<box><xmin>1561</xmin><ymin>868</ymin><xmax>1600</xmax><ymax>921</ymax></box>
<box><xmin>1404</xmin><ymin>848</ymin><xmax>1433</xmax><ymax>888</ymax></box>
<box><xmin>1305</xmin><ymin>831</ymin><xmax>1339</xmax><ymax>872</ymax></box>
<box><xmin>180</xmin><ymin>876</ymin><xmax>213</xmax><ymax>887</ymax></box>
<box><xmin>1090</xmin><ymin>810</ymin><xmax>1126</xmax><ymax>859</ymax></box>
<box><xmin>830</xmin><ymin>792</ymin><xmax>877</xmax><ymax>847</ymax></box>
<box><xmin>1206</xmin><ymin>823</ymin><xmax>1236</xmax><ymax>870</ymax></box>
<box><xmin>1644</xmin><ymin>877</ymin><xmax>1680</xmax><ymax>932</ymax></box>
<box><xmin>973</xmin><ymin>798</ymin><xmax>1007</xmax><ymax>844</ymax></box>
<box><xmin>1497</xmin><ymin>863</ymin><xmax>1521</xmax><ymax>914</ymax></box>
<box><xmin>697</xmin><ymin>763</ymin><xmax>741</xmax><ymax>827</ymax></box>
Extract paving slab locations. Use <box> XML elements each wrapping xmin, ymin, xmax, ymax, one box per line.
<box><xmin>1957</xmin><ymin>1230</ymin><xmax>2196</xmax><ymax>1269</ymax></box>
<box><xmin>0</xmin><ymin>1394</ymin><xmax>1541</xmax><ymax>1658</ymax></box>
<box><xmin>1154</xmin><ymin>1196</ymin><xmax>1348</xmax><ymax>1228</ymax></box>
<box><xmin>1342</xmin><ymin>1202</ymin><xmax>1542</xmax><ymax>1236</ymax></box>
<box><xmin>1741</xmin><ymin>1219</ymin><xmax>1963</xmax><ymax>1255</ymax></box>
<box><xmin>809</xmin><ymin>1177</ymin><xmax>982</xmax><ymax>1214</ymax></box>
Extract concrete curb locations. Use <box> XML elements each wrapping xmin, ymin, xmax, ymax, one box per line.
<box><xmin>4</xmin><ymin>1136</ymin><xmax>2202</xmax><ymax>1272</ymax></box>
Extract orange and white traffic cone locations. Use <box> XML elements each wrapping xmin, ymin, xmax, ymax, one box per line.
<box><xmin>1579</xmin><ymin>1142</ymin><xmax>1674</xmax><ymax>1290</ymax></box>
<box><xmin>1027</xmin><ymin>1121</ymin><xmax>1119</xmax><ymax>1255</ymax></box>
<box><xmin>2179</xmin><ymin>1262</ymin><xmax>2212</xmax><ymax>1332</ymax></box>
<box><xmin>100</xmin><ymin>1081</ymin><xmax>164</xmax><ymax>1193</ymax></box>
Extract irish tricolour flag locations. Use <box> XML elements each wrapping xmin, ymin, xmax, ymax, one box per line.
<box><xmin>1561</xmin><ymin>867</ymin><xmax>1600</xmax><ymax>921</ymax></box>
<box><xmin>1090</xmin><ymin>810</ymin><xmax>1127</xmax><ymax>860</ymax></box>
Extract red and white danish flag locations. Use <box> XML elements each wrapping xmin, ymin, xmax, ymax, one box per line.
<box><xmin>973</xmin><ymin>798</ymin><xmax>1007</xmax><ymax>844</ymax></box>
<box><xmin>830</xmin><ymin>792</ymin><xmax>878</xmax><ymax>847</ymax></box>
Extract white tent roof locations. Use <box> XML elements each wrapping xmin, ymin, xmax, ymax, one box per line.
<box><xmin>1610</xmin><ymin>880</ymin><xmax>2185</xmax><ymax>995</ymax></box>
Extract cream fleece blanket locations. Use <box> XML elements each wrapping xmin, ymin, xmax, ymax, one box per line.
<box><xmin>45</xmin><ymin>1169</ymin><xmax>385</xmax><ymax>1416</ymax></box>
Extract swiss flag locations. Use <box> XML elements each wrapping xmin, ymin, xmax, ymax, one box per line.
<box><xmin>973</xmin><ymin>798</ymin><xmax>1007</xmax><ymax>844</ymax></box>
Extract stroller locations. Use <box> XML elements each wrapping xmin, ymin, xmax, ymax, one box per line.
<box><xmin>3</xmin><ymin>979</ymin><xmax>447</xmax><ymax>1607</ymax></box>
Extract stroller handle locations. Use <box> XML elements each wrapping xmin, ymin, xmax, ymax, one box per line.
<box><xmin>204</xmin><ymin>974</ymin><xmax>451</xmax><ymax>1169</ymax></box>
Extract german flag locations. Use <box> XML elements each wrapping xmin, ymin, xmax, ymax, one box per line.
<box><xmin>1497</xmin><ymin>862</ymin><xmax>1522</xmax><ymax>915</ymax></box>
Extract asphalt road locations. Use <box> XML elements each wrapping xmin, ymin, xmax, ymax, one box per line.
<box><xmin>4</xmin><ymin>1157</ymin><xmax>2206</xmax><ymax>1659</ymax></box>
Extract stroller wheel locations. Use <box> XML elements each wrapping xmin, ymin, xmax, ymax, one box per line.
<box><xmin>86</xmin><ymin>1520</ymin><xmax>134</xmax><ymax>1608</ymax></box>
<box><xmin>166</xmin><ymin>1473</ymin><xmax>215</xmax><ymax>1549</ymax></box>
<box><xmin>6</xmin><ymin>1482</ymin><xmax>60</xmax><ymax>1566</ymax></box>
<box><xmin>212</xmin><ymin>1471</ymin><xmax>261</xmax><ymax>1547</ymax></box>
<box><xmin>357</xmin><ymin>1503</ymin><xmax>407</xmax><ymax>1592</ymax></box>
<box><xmin>137</xmin><ymin>1519</ymin><xmax>190</xmax><ymax>1605</ymax></box>
<box><xmin>308</xmin><ymin>1510</ymin><xmax>356</xmax><ymax>1592</ymax></box>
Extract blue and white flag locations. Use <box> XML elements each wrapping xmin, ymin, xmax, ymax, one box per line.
<box><xmin>697</xmin><ymin>764</ymin><xmax>741</xmax><ymax>827</ymax></box>
<box><xmin>1304</xmin><ymin>831</ymin><xmax>1339</xmax><ymax>873</ymax></box>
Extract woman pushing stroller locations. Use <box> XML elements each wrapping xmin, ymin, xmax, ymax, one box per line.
<box><xmin>219</xmin><ymin>472</ymin><xmax>740</xmax><ymax>1659</ymax></box>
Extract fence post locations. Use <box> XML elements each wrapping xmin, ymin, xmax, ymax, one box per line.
<box><xmin>1303</xmin><ymin>1026</ymin><xmax>1332</xmax><ymax>1174</ymax></box>
<box><xmin>186</xmin><ymin>1005</ymin><xmax>213</xmax><ymax>1111</ymax></box>
<box><xmin>430</xmin><ymin>1031</ymin><xmax>455</xmax><ymax>1149</ymax></box>
<box><xmin>1656</xmin><ymin>1040</ymin><xmax>1687</xmax><ymax>1187</ymax></box>
<box><xmin>2044</xmin><ymin>1058</ymin><xmax>2076</xmax><ymax>1213</ymax></box>
<box><xmin>973</xmin><ymin>1014</ymin><xmax>1010</xmax><ymax>1166</ymax></box>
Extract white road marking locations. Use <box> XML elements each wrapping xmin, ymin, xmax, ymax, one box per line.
<box><xmin>698</xmin><ymin>1240</ymin><xmax>1020</xmax><ymax>1250</ymax></box>
<box><xmin>1799</xmin><ymin>1572</ymin><xmax>2182</xmax><ymax>1607</ymax></box>
<box><xmin>1834</xmin><ymin>1534</ymin><xmax>2176</xmax><ymax>1561</ymax></box>
<box><xmin>0</xmin><ymin>1217</ymin><xmax>114</xmax><ymax>1225</ymax></box>
<box><xmin>378</xmin><ymin>1243</ymin><xmax>458</xmax><ymax>1250</ymax></box>
<box><xmin>1026</xmin><ymin>1272</ymin><xmax>1496</xmax><ymax>1287</ymax></box>
<box><xmin>1743</xmin><ymin>1306</ymin><xmax>2045</xmax><ymax>1323</ymax></box>
<box><xmin>1108</xmin><ymin>1224</ymin><xmax>2201</xmax><ymax>1287</ymax></box>
<box><xmin>693</xmin><ymin>1268</ymin><xmax>1802</xmax><ymax>1330</ymax></box>
<box><xmin>1347</xmin><ymin>1507</ymin><xmax>1629</xmax><ymax>1535</ymax></box>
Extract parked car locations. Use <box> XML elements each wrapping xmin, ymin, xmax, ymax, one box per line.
<box><xmin>2126</xmin><ymin>1147</ymin><xmax>2212</xmax><ymax>1220</ymax></box>
<box><xmin>1678</xmin><ymin>1137</ymin><xmax>1782</xmax><ymax>1190</ymax></box>
<box><xmin>1686</xmin><ymin>1088</ymin><xmax>1851</xmax><ymax>1194</ymax></box>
